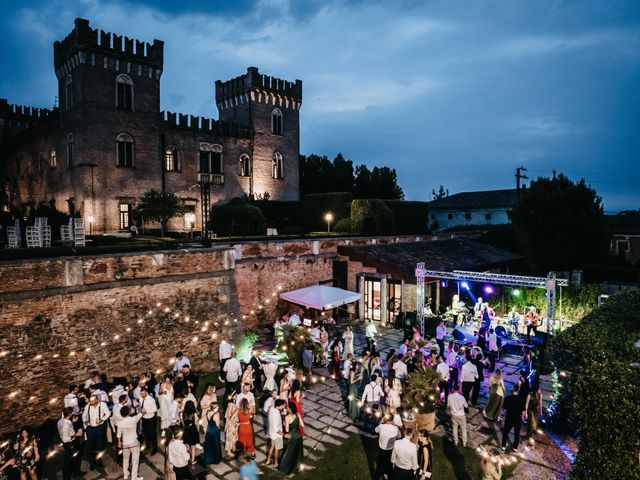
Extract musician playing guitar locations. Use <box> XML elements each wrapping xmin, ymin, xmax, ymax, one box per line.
<box><xmin>524</xmin><ymin>306</ymin><xmax>540</xmax><ymax>342</ymax></box>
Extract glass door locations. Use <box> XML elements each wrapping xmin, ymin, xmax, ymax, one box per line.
<box><xmin>364</xmin><ymin>277</ymin><xmax>382</xmax><ymax>321</ymax></box>
<box><xmin>387</xmin><ymin>280</ymin><xmax>402</xmax><ymax>325</ymax></box>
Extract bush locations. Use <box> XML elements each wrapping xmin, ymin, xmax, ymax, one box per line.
<box><xmin>351</xmin><ymin>199</ymin><xmax>395</xmax><ymax>235</ymax></box>
<box><xmin>333</xmin><ymin>218</ymin><xmax>352</xmax><ymax>233</ymax></box>
<box><xmin>303</xmin><ymin>192</ymin><xmax>353</xmax><ymax>231</ymax></box>
<box><xmin>384</xmin><ymin>200</ymin><xmax>430</xmax><ymax>234</ymax></box>
<box><xmin>550</xmin><ymin>289</ymin><xmax>640</xmax><ymax>479</ymax></box>
<box><xmin>212</xmin><ymin>198</ymin><xmax>266</xmax><ymax>236</ymax></box>
<box><xmin>402</xmin><ymin>366</ymin><xmax>441</xmax><ymax>414</ymax></box>
<box><xmin>253</xmin><ymin>200</ymin><xmax>305</xmax><ymax>231</ymax></box>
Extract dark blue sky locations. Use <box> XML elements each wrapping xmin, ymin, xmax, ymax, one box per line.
<box><xmin>2</xmin><ymin>0</ymin><xmax>639</xmax><ymax>211</ymax></box>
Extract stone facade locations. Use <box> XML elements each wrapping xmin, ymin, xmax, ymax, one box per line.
<box><xmin>0</xmin><ymin>18</ymin><xmax>302</xmax><ymax>233</ymax></box>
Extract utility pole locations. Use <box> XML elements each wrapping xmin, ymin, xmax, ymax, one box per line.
<box><xmin>516</xmin><ymin>167</ymin><xmax>528</xmax><ymax>197</ymax></box>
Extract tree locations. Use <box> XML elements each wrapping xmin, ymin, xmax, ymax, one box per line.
<box><xmin>431</xmin><ymin>185</ymin><xmax>448</xmax><ymax>200</ymax></box>
<box><xmin>136</xmin><ymin>189</ymin><xmax>185</xmax><ymax>237</ymax></box>
<box><xmin>509</xmin><ymin>175</ymin><xmax>608</xmax><ymax>274</ymax></box>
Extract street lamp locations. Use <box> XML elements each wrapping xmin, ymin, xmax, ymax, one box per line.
<box><xmin>184</xmin><ymin>213</ymin><xmax>196</xmax><ymax>239</ymax></box>
<box><xmin>324</xmin><ymin>212</ymin><xmax>333</xmax><ymax>232</ymax></box>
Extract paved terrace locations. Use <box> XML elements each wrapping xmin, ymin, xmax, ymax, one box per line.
<box><xmin>43</xmin><ymin>324</ymin><xmax>573</xmax><ymax>479</ymax></box>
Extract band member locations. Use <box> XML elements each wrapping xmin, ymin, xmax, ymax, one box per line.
<box><xmin>451</xmin><ymin>295</ymin><xmax>466</xmax><ymax>324</ymax></box>
<box><xmin>473</xmin><ymin>297</ymin><xmax>484</xmax><ymax>319</ymax></box>
<box><xmin>508</xmin><ymin>306</ymin><xmax>522</xmax><ymax>335</ymax></box>
<box><xmin>524</xmin><ymin>306</ymin><xmax>540</xmax><ymax>341</ymax></box>
<box><xmin>481</xmin><ymin>303</ymin><xmax>495</xmax><ymax>329</ymax></box>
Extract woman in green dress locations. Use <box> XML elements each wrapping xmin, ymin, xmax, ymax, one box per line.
<box><xmin>482</xmin><ymin>369</ymin><xmax>505</xmax><ymax>421</ymax></box>
<box><xmin>347</xmin><ymin>363</ymin><xmax>362</xmax><ymax>421</ymax></box>
<box><xmin>279</xmin><ymin>401</ymin><xmax>305</xmax><ymax>475</ymax></box>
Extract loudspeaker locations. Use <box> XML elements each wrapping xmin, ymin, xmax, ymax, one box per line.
<box><xmin>495</xmin><ymin>325</ymin><xmax>508</xmax><ymax>337</ymax></box>
<box><xmin>451</xmin><ymin>327</ymin><xmax>467</xmax><ymax>341</ymax></box>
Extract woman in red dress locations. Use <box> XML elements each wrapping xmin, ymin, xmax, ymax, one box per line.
<box><xmin>236</xmin><ymin>398</ymin><xmax>255</xmax><ymax>456</ymax></box>
<box><xmin>289</xmin><ymin>380</ymin><xmax>305</xmax><ymax>436</ymax></box>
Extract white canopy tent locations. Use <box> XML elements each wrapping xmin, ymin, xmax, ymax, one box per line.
<box><xmin>280</xmin><ymin>284</ymin><xmax>361</xmax><ymax>310</ymax></box>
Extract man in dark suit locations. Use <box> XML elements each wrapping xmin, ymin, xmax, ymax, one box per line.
<box><xmin>501</xmin><ymin>386</ymin><xmax>525</xmax><ymax>452</ymax></box>
<box><xmin>249</xmin><ymin>350</ymin><xmax>263</xmax><ymax>392</ymax></box>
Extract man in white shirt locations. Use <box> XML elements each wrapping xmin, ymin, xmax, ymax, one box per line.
<box><xmin>116</xmin><ymin>406</ymin><xmax>143</xmax><ymax>480</ymax></box>
<box><xmin>447</xmin><ymin>385</ymin><xmax>468</xmax><ymax>447</ymax></box>
<box><xmin>111</xmin><ymin>394</ymin><xmax>129</xmax><ymax>439</ymax></box>
<box><xmin>391</xmin><ymin>428</ymin><xmax>418</xmax><ymax>479</ymax></box>
<box><xmin>64</xmin><ymin>384</ymin><xmax>80</xmax><ymax>415</ymax></box>
<box><xmin>460</xmin><ymin>353</ymin><xmax>479</xmax><ymax>403</ymax></box>
<box><xmin>236</xmin><ymin>383</ymin><xmax>256</xmax><ymax>413</ymax></box>
<box><xmin>288</xmin><ymin>311</ymin><xmax>301</xmax><ymax>327</ymax></box>
<box><xmin>82</xmin><ymin>394</ymin><xmax>111</xmax><ymax>470</ymax></box>
<box><xmin>436</xmin><ymin>320</ymin><xmax>447</xmax><ymax>357</ymax></box>
<box><xmin>262</xmin><ymin>390</ymin><xmax>278</xmax><ymax>443</ymax></box>
<box><xmin>173</xmin><ymin>351</ymin><xmax>191</xmax><ymax>373</ymax></box>
<box><xmin>362</xmin><ymin>373</ymin><xmax>385</xmax><ymax>431</ymax></box>
<box><xmin>447</xmin><ymin>344</ymin><xmax>460</xmax><ymax>391</ymax></box>
<box><xmin>393</xmin><ymin>358</ymin><xmax>408</xmax><ymax>381</ymax></box>
<box><xmin>89</xmin><ymin>384</ymin><xmax>109</xmax><ymax>404</ymax></box>
<box><xmin>139</xmin><ymin>387</ymin><xmax>159</xmax><ymax>455</ymax></box>
<box><xmin>398</xmin><ymin>339</ymin><xmax>409</xmax><ymax>358</ymax></box>
<box><xmin>58</xmin><ymin>407</ymin><xmax>82</xmax><ymax>480</ymax></box>
<box><xmin>169</xmin><ymin>393</ymin><xmax>184</xmax><ymax>426</ymax></box>
<box><xmin>218</xmin><ymin>339</ymin><xmax>233</xmax><ymax>382</ymax></box>
<box><xmin>487</xmin><ymin>328</ymin><xmax>499</xmax><ymax>372</ymax></box>
<box><xmin>436</xmin><ymin>355</ymin><xmax>450</xmax><ymax>404</ymax></box>
<box><xmin>168</xmin><ymin>429</ymin><xmax>191</xmax><ymax>478</ymax></box>
<box><xmin>223</xmin><ymin>352</ymin><xmax>243</xmax><ymax>396</ymax></box>
<box><xmin>110</xmin><ymin>383</ymin><xmax>126</xmax><ymax>406</ymax></box>
<box><xmin>366</xmin><ymin>319</ymin><xmax>378</xmax><ymax>352</ymax></box>
<box><xmin>266</xmin><ymin>399</ymin><xmax>286</xmax><ymax>468</ymax></box>
<box><xmin>374</xmin><ymin>414</ymin><xmax>401</xmax><ymax>480</ymax></box>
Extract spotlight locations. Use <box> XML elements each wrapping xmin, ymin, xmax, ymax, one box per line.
<box><xmin>441</xmin><ymin>281</ymin><xmax>447</xmax><ymax>288</ymax></box>
<box><xmin>484</xmin><ymin>285</ymin><xmax>494</xmax><ymax>295</ymax></box>
<box><xmin>512</xmin><ymin>289</ymin><xmax>521</xmax><ymax>296</ymax></box>
<box><xmin>461</xmin><ymin>281</ymin><xmax>470</xmax><ymax>290</ymax></box>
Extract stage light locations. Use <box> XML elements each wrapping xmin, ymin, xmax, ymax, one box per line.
<box><xmin>484</xmin><ymin>285</ymin><xmax>495</xmax><ymax>295</ymax></box>
<box><xmin>441</xmin><ymin>281</ymin><xmax>447</xmax><ymax>287</ymax></box>
<box><xmin>461</xmin><ymin>281</ymin><xmax>470</xmax><ymax>290</ymax></box>
<box><xmin>513</xmin><ymin>289</ymin><xmax>521</xmax><ymax>296</ymax></box>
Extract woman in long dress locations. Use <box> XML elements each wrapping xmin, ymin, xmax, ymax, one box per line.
<box><xmin>278</xmin><ymin>401</ymin><xmax>304</xmax><ymax>475</ymax></box>
<box><xmin>236</xmin><ymin>398</ymin><xmax>255</xmax><ymax>456</ymax></box>
<box><xmin>200</xmin><ymin>383</ymin><xmax>217</xmax><ymax>432</ymax></box>
<box><xmin>319</xmin><ymin>325</ymin><xmax>329</xmax><ymax>366</ymax></box>
<box><xmin>347</xmin><ymin>363</ymin><xmax>362</xmax><ymax>421</ymax></box>
<box><xmin>482</xmin><ymin>369</ymin><xmax>505</xmax><ymax>421</ymax></box>
<box><xmin>384</xmin><ymin>369</ymin><xmax>402</xmax><ymax>410</ymax></box>
<box><xmin>182</xmin><ymin>400</ymin><xmax>200</xmax><ymax>463</ymax></box>
<box><xmin>203</xmin><ymin>403</ymin><xmax>222</xmax><ymax>465</ymax></box>
<box><xmin>289</xmin><ymin>380</ymin><xmax>305</xmax><ymax>436</ymax></box>
<box><xmin>263</xmin><ymin>362</ymin><xmax>278</xmax><ymax>392</ymax></box>
<box><xmin>224</xmin><ymin>400</ymin><xmax>239</xmax><ymax>458</ymax></box>
<box><xmin>343</xmin><ymin>326</ymin><xmax>354</xmax><ymax>359</ymax></box>
<box><xmin>279</xmin><ymin>374</ymin><xmax>291</xmax><ymax>402</ymax></box>
<box><xmin>158</xmin><ymin>375</ymin><xmax>174</xmax><ymax>436</ymax></box>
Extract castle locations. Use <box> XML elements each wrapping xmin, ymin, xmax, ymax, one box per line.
<box><xmin>0</xmin><ymin>18</ymin><xmax>302</xmax><ymax>233</ymax></box>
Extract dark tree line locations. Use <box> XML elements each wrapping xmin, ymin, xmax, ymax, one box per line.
<box><xmin>299</xmin><ymin>153</ymin><xmax>404</xmax><ymax>199</ymax></box>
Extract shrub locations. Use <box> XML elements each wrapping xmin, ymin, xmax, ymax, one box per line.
<box><xmin>253</xmin><ymin>200</ymin><xmax>305</xmax><ymax>231</ymax></box>
<box><xmin>333</xmin><ymin>218</ymin><xmax>352</xmax><ymax>233</ymax></box>
<box><xmin>550</xmin><ymin>289</ymin><xmax>640</xmax><ymax>479</ymax></box>
<box><xmin>277</xmin><ymin>324</ymin><xmax>323</xmax><ymax>370</ymax></box>
<box><xmin>303</xmin><ymin>192</ymin><xmax>353</xmax><ymax>231</ymax></box>
<box><xmin>402</xmin><ymin>366</ymin><xmax>441</xmax><ymax>414</ymax></box>
<box><xmin>212</xmin><ymin>198</ymin><xmax>266</xmax><ymax>236</ymax></box>
<box><xmin>351</xmin><ymin>199</ymin><xmax>395</xmax><ymax>235</ymax></box>
<box><xmin>384</xmin><ymin>200</ymin><xmax>430</xmax><ymax>234</ymax></box>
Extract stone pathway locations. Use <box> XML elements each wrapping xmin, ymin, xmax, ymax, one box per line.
<box><xmin>47</xmin><ymin>323</ymin><xmax>572</xmax><ymax>479</ymax></box>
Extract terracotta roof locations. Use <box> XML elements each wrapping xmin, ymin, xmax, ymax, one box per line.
<box><xmin>428</xmin><ymin>189</ymin><xmax>518</xmax><ymax>210</ymax></box>
<box><xmin>338</xmin><ymin>238</ymin><xmax>522</xmax><ymax>282</ymax></box>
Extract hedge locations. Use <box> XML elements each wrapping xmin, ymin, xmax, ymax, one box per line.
<box><xmin>351</xmin><ymin>199</ymin><xmax>395</xmax><ymax>235</ymax></box>
<box><xmin>383</xmin><ymin>200</ymin><xmax>430</xmax><ymax>234</ymax></box>
<box><xmin>303</xmin><ymin>192</ymin><xmax>353</xmax><ymax>231</ymax></box>
<box><xmin>212</xmin><ymin>198</ymin><xmax>266</xmax><ymax>236</ymax></box>
<box><xmin>550</xmin><ymin>289</ymin><xmax>640</xmax><ymax>479</ymax></box>
<box><xmin>333</xmin><ymin>218</ymin><xmax>352</xmax><ymax>233</ymax></box>
<box><xmin>253</xmin><ymin>200</ymin><xmax>304</xmax><ymax>231</ymax></box>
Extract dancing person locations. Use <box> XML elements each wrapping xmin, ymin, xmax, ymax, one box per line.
<box><xmin>279</xmin><ymin>401</ymin><xmax>304</xmax><ymax>475</ymax></box>
<box><xmin>263</xmin><ymin>361</ymin><xmax>278</xmax><ymax>392</ymax></box>
<box><xmin>374</xmin><ymin>414</ymin><xmax>401</xmax><ymax>480</ymax></box>
<box><xmin>417</xmin><ymin>430</ymin><xmax>433</xmax><ymax>480</ymax></box>
<box><xmin>168</xmin><ymin>429</ymin><xmax>192</xmax><ymax>479</ymax></box>
<box><xmin>501</xmin><ymin>386</ymin><xmax>524</xmax><ymax>452</ymax></box>
<box><xmin>139</xmin><ymin>386</ymin><xmax>158</xmax><ymax>455</ymax></box>
<box><xmin>289</xmin><ymin>380</ymin><xmax>305</xmax><ymax>436</ymax></box>
<box><xmin>392</xmin><ymin>355</ymin><xmax>408</xmax><ymax>382</ymax></box>
<box><xmin>249</xmin><ymin>350</ymin><xmax>264</xmax><ymax>391</ymax></box>
<box><xmin>526</xmin><ymin>386</ymin><xmax>543</xmax><ymax>444</ymax></box>
<box><xmin>173</xmin><ymin>351</ymin><xmax>191</xmax><ymax>373</ymax></box>
<box><xmin>182</xmin><ymin>400</ymin><xmax>200</xmax><ymax>463</ymax></box>
<box><xmin>460</xmin><ymin>353</ymin><xmax>478</xmax><ymax>403</ymax></box>
<box><xmin>266</xmin><ymin>399</ymin><xmax>287</xmax><ymax>469</ymax></box>
<box><xmin>447</xmin><ymin>343</ymin><xmax>460</xmax><ymax>391</ymax></box>
<box><xmin>436</xmin><ymin>320</ymin><xmax>446</xmax><ymax>357</ymax></box>
<box><xmin>238</xmin><ymin>450</ymin><xmax>259</xmax><ymax>480</ymax></box>
<box><xmin>237</xmin><ymin>398</ymin><xmax>255</xmax><ymax>457</ymax></box>
<box><xmin>82</xmin><ymin>394</ymin><xmax>110</xmax><ymax>470</ymax></box>
<box><xmin>447</xmin><ymin>385</ymin><xmax>468</xmax><ymax>448</ymax></box>
<box><xmin>517</xmin><ymin>370</ymin><xmax>530</xmax><ymax>421</ymax></box>
<box><xmin>58</xmin><ymin>407</ymin><xmax>83</xmax><ymax>480</ymax></box>
<box><xmin>391</xmin><ymin>427</ymin><xmax>418</xmax><ymax>480</ymax></box>
<box><xmin>471</xmin><ymin>351</ymin><xmax>485</xmax><ymax>406</ymax></box>
<box><xmin>158</xmin><ymin>375</ymin><xmax>174</xmax><ymax>437</ymax></box>
<box><xmin>301</xmin><ymin>345</ymin><xmax>314</xmax><ymax>389</ymax></box>
<box><xmin>242</xmin><ymin>365</ymin><xmax>255</xmax><ymax>391</ymax></box>
<box><xmin>203</xmin><ymin>402</ymin><xmax>222</xmax><ymax>465</ymax></box>
<box><xmin>343</xmin><ymin>326</ymin><xmax>354</xmax><ymax>359</ymax></box>
<box><xmin>436</xmin><ymin>355</ymin><xmax>450</xmax><ymax>404</ymax></box>
<box><xmin>236</xmin><ymin>383</ymin><xmax>256</xmax><ymax>414</ymax></box>
<box><xmin>224</xmin><ymin>399</ymin><xmax>239</xmax><ymax>458</ymax></box>
<box><xmin>330</xmin><ymin>344</ymin><xmax>342</xmax><ymax>379</ymax></box>
<box><xmin>218</xmin><ymin>339</ymin><xmax>233</xmax><ymax>382</ymax></box>
<box><xmin>481</xmin><ymin>448</ymin><xmax>503</xmax><ymax>480</ymax></box>
<box><xmin>116</xmin><ymin>406</ymin><xmax>142</xmax><ymax>480</ymax></box>
<box><xmin>366</xmin><ymin>319</ymin><xmax>378</xmax><ymax>352</ymax></box>
<box><xmin>362</xmin><ymin>373</ymin><xmax>384</xmax><ymax>431</ymax></box>
<box><xmin>384</xmin><ymin>368</ymin><xmax>403</xmax><ymax>411</ymax></box>
<box><xmin>319</xmin><ymin>325</ymin><xmax>329</xmax><ymax>367</ymax></box>
<box><xmin>223</xmin><ymin>352</ymin><xmax>243</xmax><ymax>397</ymax></box>
<box><xmin>348</xmin><ymin>363</ymin><xmax>362</xmax><ymax>421</ymax></box>
<box><xmin>483</xmin><ymin>369</ymin><xmax>506</xmax><ymax>422</ymax></box>
<box><xmin>200</xmin><ymin>384</ymin><xmax>217</xmax><ymax>432</ymax></box>
<box><xmin>487</xmin><ymin>329</ymin><xmax>499</xmax><ymax>372</ymax></box>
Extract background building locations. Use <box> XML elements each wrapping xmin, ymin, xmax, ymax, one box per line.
<box><xmin>0</xmin><ymin>18</ymin><xmax>302</xmax><ymax>233</ymax></box>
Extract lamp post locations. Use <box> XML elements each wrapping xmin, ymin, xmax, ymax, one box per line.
<box><xmin>324</xmin><ymin>212</ymin><xmax>333</xmax><ymax>233</ymax></box>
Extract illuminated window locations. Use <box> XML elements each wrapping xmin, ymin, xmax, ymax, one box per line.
<box><xmin>49</xmin><ymin>147</ymin><xmax>57</xmax><ymax>168</ymax></box>
<box><xmin>119</xmin><ymin>203</ymin><xmax>133</xmax><ymax>229</ymax></box>
<box><xmin>239</xmin><ymin>154</ymin><xmax>251</xmax><ymax>177</ymax></box>
<box><xmin>271</xmin><ymin>108</ymin><xmax>283</xmax><ymax>135</ymax></box>
<box><xmin>115</xmin><ymin>74</ymin><xmax>134</xmax><ymax>110</ymax></box>
<box><xmin>272</xmin><ymin>152</ymin><xmax>284</xmax><ymax>179</ymax></box>
<box><xmin>165</xmin><ymin>146</ymin><xmax>179</xmax><ymax>171</ymax></box>
<box><xmin>116</xmin><ymin>133</ymin><xmax>135</xmax><ymax>167</ymax></box>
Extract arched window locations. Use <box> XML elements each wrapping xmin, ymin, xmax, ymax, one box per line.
<box><xmin>272</xmin><ymin>152</ymin><xmax>284</xmax><ymax>179</ymax></box>
<box><xmin>271</xmin><ymin>108</ymin><xmax>283</xmax><ymax>135</ymax></box>
<box><xmin>165</xmin><ymin>146</ymin><xmax>179</xmax><ymax>171</ymax></box>
<box><xmin>199</xmin><ymin>143</ymin><xmax>223</xmax><ymax>174</ymax></box>
<box><xmin>66</xmin><ymin>133</ymin><xmax>74</xmax><ymax>168</ymax></box>
<box><xmin>239</xmin><ymin>154</ymin><xmax>251</xmax><ymax>177</ymax></box>
<box><xmin>65</xmin><ymin>75</ymin><xmax>73</xmax><ymax>111</ymax></box>
<box><xmin>116</xmin><ymin>133</ymin><xmax>135</xmax><ymax>167</ymax></box>
<box><xmin>116</xmin><ymin>74</ymin><xmax>134</xmax><ymax>111</ymax></box>
<box><xmin>50</xmin><ymin>147</ymin><xmax>57</xmax><ymax>169</ymax></box>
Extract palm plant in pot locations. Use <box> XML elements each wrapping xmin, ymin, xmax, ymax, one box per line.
<box><xmin>279</xmin><ymin>324</ymin><xmax>323</xmax><ymax>374</ymax></box>
<box><xmin>401</xmin><ymin>365</ymin><xmax>441</xmax><ymax>432</ymax></box>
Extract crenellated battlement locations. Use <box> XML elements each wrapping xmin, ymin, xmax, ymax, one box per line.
<box><xmin>0</xmin><ymin>98</ymin><xmax>56</xmax><ymax>122</ymax></box>
<box><xmin>53</xmin><ymin>18</ymin><xmax>164</xmax><ymax>70</ymax></box>
<box><xmin>215</xmin><ymin>66</ymin><xmax>302</xmax><ymax>104</ymax></box>
<box><xmin>160</xmin><ymin>111</ymin><xmax>251</xmax><ymax>138</ymax></box>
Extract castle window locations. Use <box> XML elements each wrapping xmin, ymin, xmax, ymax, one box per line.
<box><xmin>116</xmin><ymin>74</ymin><xmax>134</xmax><ymax>111</ymax></box>
<box><xmin>66</xmin><ymin>133</ymin><xmax>74</xmax><ymax>168</ymax></box>
<box><xmin>50</xmin><ymin>147</ymin><xmax>57</xmax><ymax>169</ymax></box>
<box><xmin>116</xmin><ymin>133</ymin><xmax>135</xmax><ymax>167</ymax></box>
<box><xmin>239</xmin><ymin>154</ymin><xmax>251</xmax><ymax>177</ymax></box>
<box><xmin>119</xmin><ymin>203</ymin><xmax>133</xmax><ymax>230</ymax></box>
<box><xmin>272</xmin><ymin>152</ymin><xmax>284</xmax><ymax>179</ymax></box>
<box><xmin>447</xmin><ymin>213</ymin><xmax>453</xmax><ymax>220</ymax></box>
<box><xmin>485</xmin><ymin>213</ymin><xmax>492</xmax><ymax>220</ymax></box>
<box><xmin>271</xmin><ymin>108</ymin><xmax>283</xmax><ymax>135</ymax></box>
<box><xmin>199</xmin><ymin>144</ymin><xmax>223</xmax><ymax>175</ymax></box>
<box><xmin>165</xmin><ymin>147</ymin><xmax>179</xmax><ymax>172</ymax></box>
<box><xmin>465</xmin><ymin>213</ymin><xmax>472</xmax><ymax>221</ymax></box>
<box><xmin>65</xmin><ymin>75</ymin><xmax>73</xmax><ymax>111</ymax></box>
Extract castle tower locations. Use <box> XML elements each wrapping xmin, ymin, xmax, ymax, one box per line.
<box><xmin>215</xmin><ymin>67</ymin><xmax>302</xmax><ymax>201</ymax></box>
